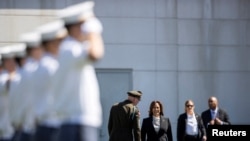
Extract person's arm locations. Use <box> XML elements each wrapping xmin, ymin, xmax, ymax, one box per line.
<box><xmin>198</xmin><ymin>115</ymin><xmax>207</xmax><ymax>141</ymax></box>
<box><xmin>166</xmin><ymin>118</ymin><xmax>173</xmax><ymax>141</ymax></box>
<box><xmin>108</xmin><ymin>107</ymin><xmax>113</xmax><ymax>136</ymax></box>
<box><xmin>133</xmin><ymin>108</ymin><xmax>141</xmax><ymax>141</ymax></box>
<box><xmin>141</xmin><ymin>119</ymin><xmax>146</xmax><ymax>141</ymax></box>
<box><xmin>0</xmin><ymin>74</ymin><xmax>7</xmax><ymax>94</ymax></box>
<box><xmin>82</xmin><ymin>17</ymin><xmax>104</xmax><ymax>62</ymax></box>
<box><xmin>201</xmin><ymin>111</ymin><xmax>209</xmax><ymax>128</ymax></box>
<box><xmin>177</xmin><ymin>115</ymin><xmax>181</xmax><ymax>141</ymax></box>
<box><xmin>215</xmin><ymin>109</ymin><xmax>231</xmax><ymax>125</ymax></box>
<box><xmin>222</xmin><ymin>111</ymin><xmax>230</xmax><ymax>125</ymax></box>
<box><xmin>177</xmin><ymin>114</ymin><xmax>185</xmax><ymax>141</ymax></box>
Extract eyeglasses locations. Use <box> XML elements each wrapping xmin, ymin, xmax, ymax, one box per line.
<box><xmin>186</xmin><ymin>105</ymin><xmax>194</xmax><ymax>108</ymax></box>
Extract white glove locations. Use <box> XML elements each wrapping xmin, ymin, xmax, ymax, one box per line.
<box><xmin>81</xmin><ymin>17</ymin><xmax>103</xmax><ymax>34</ymax></box>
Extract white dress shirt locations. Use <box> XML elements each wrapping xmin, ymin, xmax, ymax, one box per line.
<box><xmin>186</xmin><ymin>113</ymin><xmax>198</xmax><ymax>136</ymax></box>
<box><xmin>153</xmin><ymin>116</ymin><xmax>160</xmax><ymax>133</ymax></box>
<box><xmin>210</xmin><ymin>108</ymin><xmax>218</xmax><ymax>120</ymax></box>
<box><xmin>54</xmin><ymin>36</ymin><xmax>102</xmax><ymax>128</ymax></box>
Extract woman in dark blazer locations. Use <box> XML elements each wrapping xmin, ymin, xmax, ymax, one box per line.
<box><xmin>177</xmin><ymin>100</ymin><xmax>207</xmax><ymax>141</ymax></box>
<box><xmin>141</xmin><ymin>101</ymin><xmax>173</xmax><ymax>141</ymax></box>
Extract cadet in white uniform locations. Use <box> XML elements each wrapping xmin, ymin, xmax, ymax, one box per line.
<box><xmin>55</xmin><ymin>1</ymin><xmax>104</xmax><ymax>141</ymax></box>
<box><xmin>33</xmin><ymin>20</ymin><xmax>67</xmax><ymax>141</ymax></box>
<box><xmin>11</xmin><ymin>31</ymin><xmax>43</xmax><ymax>141</ymax></box>
<box><xmin>7</xmin><ymin>44</ymin><xmax>27</xmax><ymax>141</ymax></box>
<box><xmin>0</xmin><ymin>44</ymin><xmax>26</xmax><ymax>141</ymax></box>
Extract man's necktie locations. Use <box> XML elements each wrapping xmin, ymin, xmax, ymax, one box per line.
<box><xmin>211</xmin><ymin>111</ymin><xmax>216</xmax><ymax>119</ymax></box>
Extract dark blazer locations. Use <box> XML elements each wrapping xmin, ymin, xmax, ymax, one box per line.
<box><xmin>177</xmin><ymin>113</ymin><xmax>206</xmax><ymax>141</ymax></box>
<box><xmin>201</xmin><ymin>108</ymin><xmax>230</xmax><ymax>128</ymax></box>
<box><xmin>141</xmin><ymin>116</ymin><xmax>173</xmax><ymax>141</ymax></box>
<box><xmin>108</xmin><ymin>100</ymin><xmax>141</xmax><ymax>141</ymax></box>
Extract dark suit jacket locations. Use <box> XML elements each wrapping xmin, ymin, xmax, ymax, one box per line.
<box><xmin>201</xmin><ymin>108</ymin><xmax>230</xmax><ymax>128</ymax></box>
<box><xmin>177</xmin><ymin>113</ymin><xmax>206</xmax><ymax>141</ymax></box>
<box><xmin>108</xmin><ymin>100</ymin><xmax>141</xmax><ymax>141</ymax></box>
<box><xmin>141</xmin><ymin>116</ymin><xmax>173</xmax><ymax>141</ymax></box>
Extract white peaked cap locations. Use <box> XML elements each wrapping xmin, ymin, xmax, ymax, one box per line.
<box><xmin>37</xmin><ymin>20</ymin><xmax>67</xmax><ymax>42</ymax></box>
<box><xmin>57</xmin><ymin>1</ymin><xmax>95</xmax><ymax>25</ymax></box>
<box><xmin>0</xmin><ymin>43</ymin><xmax>26</xmax><ymax>58</ymax></box>
<box><xmin>20</xmin><ymin>31</ymin><xmax>41</xmax><ymax>47</ymax></box>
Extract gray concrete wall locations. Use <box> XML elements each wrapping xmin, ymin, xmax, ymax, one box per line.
<box><xmin>1</xmin><ymin>0</ymin><xmax>250</xmax><ymax>139</ymax></box>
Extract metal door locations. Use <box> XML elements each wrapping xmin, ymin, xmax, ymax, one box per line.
<box><xmin>96</xmin><ymin>69</ymin><xmax>132</xmax><ymax>141</ymax></box>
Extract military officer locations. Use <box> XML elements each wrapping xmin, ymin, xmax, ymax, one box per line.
<box><xmin>108</xmin><ymin>90</ymin><xmax>142</xmax><ymax>141</ymax></box>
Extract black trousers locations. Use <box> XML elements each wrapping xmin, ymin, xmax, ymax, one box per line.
<box><xmin>0</xmin><ymin>139</ymin><xmax>11</xmax><ymax>141</ymax></box>
<box><xmin>57</xmin><ymin>123</ymin><xmax>99</xmax><ymax>141</ymax></box>
<box><xmin>185</xmin><ymin>134</ymin><xmax>199</xmax><ymax>141</ymax></box>
<box><xmin>12</xmin><ymin>130</ymin><xmax>34</xmax><ymax>141</ymax></box>
<box><xmin>34</xmin><ymin>125</ymin><xmax>59</xmax><ymax>141</ymax></box>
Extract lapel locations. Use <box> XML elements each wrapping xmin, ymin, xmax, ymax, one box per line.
<box><xmin>150</xmin><ymin>116</ymin><xmax>163</xmax><ymax>136</ymax></box>
<box><xmin>208</xmin><ymin>110</ymin><xmax>212</xmax><ymax>121</ymax></box>
<box><xmin>158</xmin><ymin>116</ymin><xmax>168</xmax><ymax>135</ymax></box>
<box><xmin>217</xmin><ymin>108</ymin><xmax>221</xmax><ymax>118</ymax></box>
<box><xmin>159</xmin><ymin>116</ymin><xmax>165</xmax><ymax>130</ymax></box>
<box><xmin>149</xmin><ymin>117</ymin><xmax>158</xmax><ymax>135</ymax></box>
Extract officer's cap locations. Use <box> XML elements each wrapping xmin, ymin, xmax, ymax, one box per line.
<box><xmin>20</xmin><ymin>31</ymin><xmax>41</xmax><ymax>48</ymax></box>
<box><xmin>57</xmin><ymin>1</ymin><xmax>95</xmax><ymax>25</ymax></box>
<box><xmin>0</xmin><ymin>43</ymin><xmax>26</xmax><ymax>59</ymax></box>
<box><xmin>127</xmin><ymin>90</ymin><xmax>142</xmax><ymax>99</ymax></box>
<box><xmin>37</xmin><ymin>20</ymin><xmax>67</xmax><ymax>42</ymax></box>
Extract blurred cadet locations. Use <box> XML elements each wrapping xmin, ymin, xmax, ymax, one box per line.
<box><xmin>14</xmin><ymin>47</ymin><xmax>27</xmax><ymax>69</ymax></box>
<box><xmin>7</xmin><ymin>44</ymin><xmax>27</xmax><ymax>141</ymax></box>
<box><xmin>108</xmin><ymin>91</ymin><xmax>142</xmax><ymax>141</ymax></box>
<box><xmin>10</xmin><ymin>31</ymin><xmax>43</xmax><ymax>141</ymax></box>
<box><xmin>33</xmin><ymin>20</ymin><xmax>67</xmax><ymax>141</ymax></box>
<box><xmin>55</xmin><ymin>1</ymin><xmax>104</xmax><ymax>141</ymax></box>
<box><xmin>0</xmin><ymin>44</ymin><xmax>26</xmax><ymax>141</ymax></box>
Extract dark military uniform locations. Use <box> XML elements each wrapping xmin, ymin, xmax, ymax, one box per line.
<box><xmin>108</xmin><ymin>91</ymin><xmax>142</xmax><ymax>141</ymax></box>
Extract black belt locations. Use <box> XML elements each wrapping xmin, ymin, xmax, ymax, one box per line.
<box><xmin>185</xmin><ymin>134</ymin><xmax>198</xmax><ymax>139</ymax></box>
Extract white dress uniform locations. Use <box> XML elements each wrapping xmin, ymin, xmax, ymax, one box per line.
<box><xmin>0</xmin><ymin>70</ymin><xmax>15</xmax><ymax>140</ymax></box>
<box><xmin>33</xmin><ymin>53</ymin><xmax>60</xmax><ymax>127</ymax></box>
<box><xmin>8</xmin><ymin>67</ymin><xmax>23</xmax><ymax>128</ymax></box>
<box><xmin>54</xmin><ymin>36</ymin><xmax>102</xmax><ymax>127</ymax></box>
<box><xmin>33</xmin><ymin>19</ymin><xmax>67</xmax><ymax>141</ymax></box>
<box><xmin>16</xmin><ymin>31</ymin><xmax>42</xmax><ymax>135</ymax></box>
<box><xmin>0</xmin><ymin>44</ymin><xmax>26</xmax><ymax>140</ymax></box>
<box><xmin>8</xmin><ymin>44</ymin><xmax>27</xmax><ymax>130</ymax></box>
<box><xmin>18</xmin><ymin>57</ymin><xmax>39</xmax><ymax>132</ymax></box>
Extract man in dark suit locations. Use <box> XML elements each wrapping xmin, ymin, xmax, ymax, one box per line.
<box><xmin>201</xmin><ymin>96</ymin><xmax>230</xmax><ymax>140</ymax></box>
<box><xmin>108</xmin><ymin>90</ymin><xmax>142</xmax><ymax>141</ymax></box>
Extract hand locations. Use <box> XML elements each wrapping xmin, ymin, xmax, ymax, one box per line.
<box><xmin>82</xmin><ymin>17</ymin><xmax>103</xmax><ymax>34</ymax></box>
<box><xmin>214</xmin><ymin>118</ymin><xmax>223</xmax><ymax>125</ymax></box>
<box><xmin>209</xmin><ymin>119</ymin><xmax>215</xmax><ymax>125</ymax></box>
<box><xmin>202</xmin><ymin>136</ymin><xmax>207</xmax><ymax>141</ymax></box>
